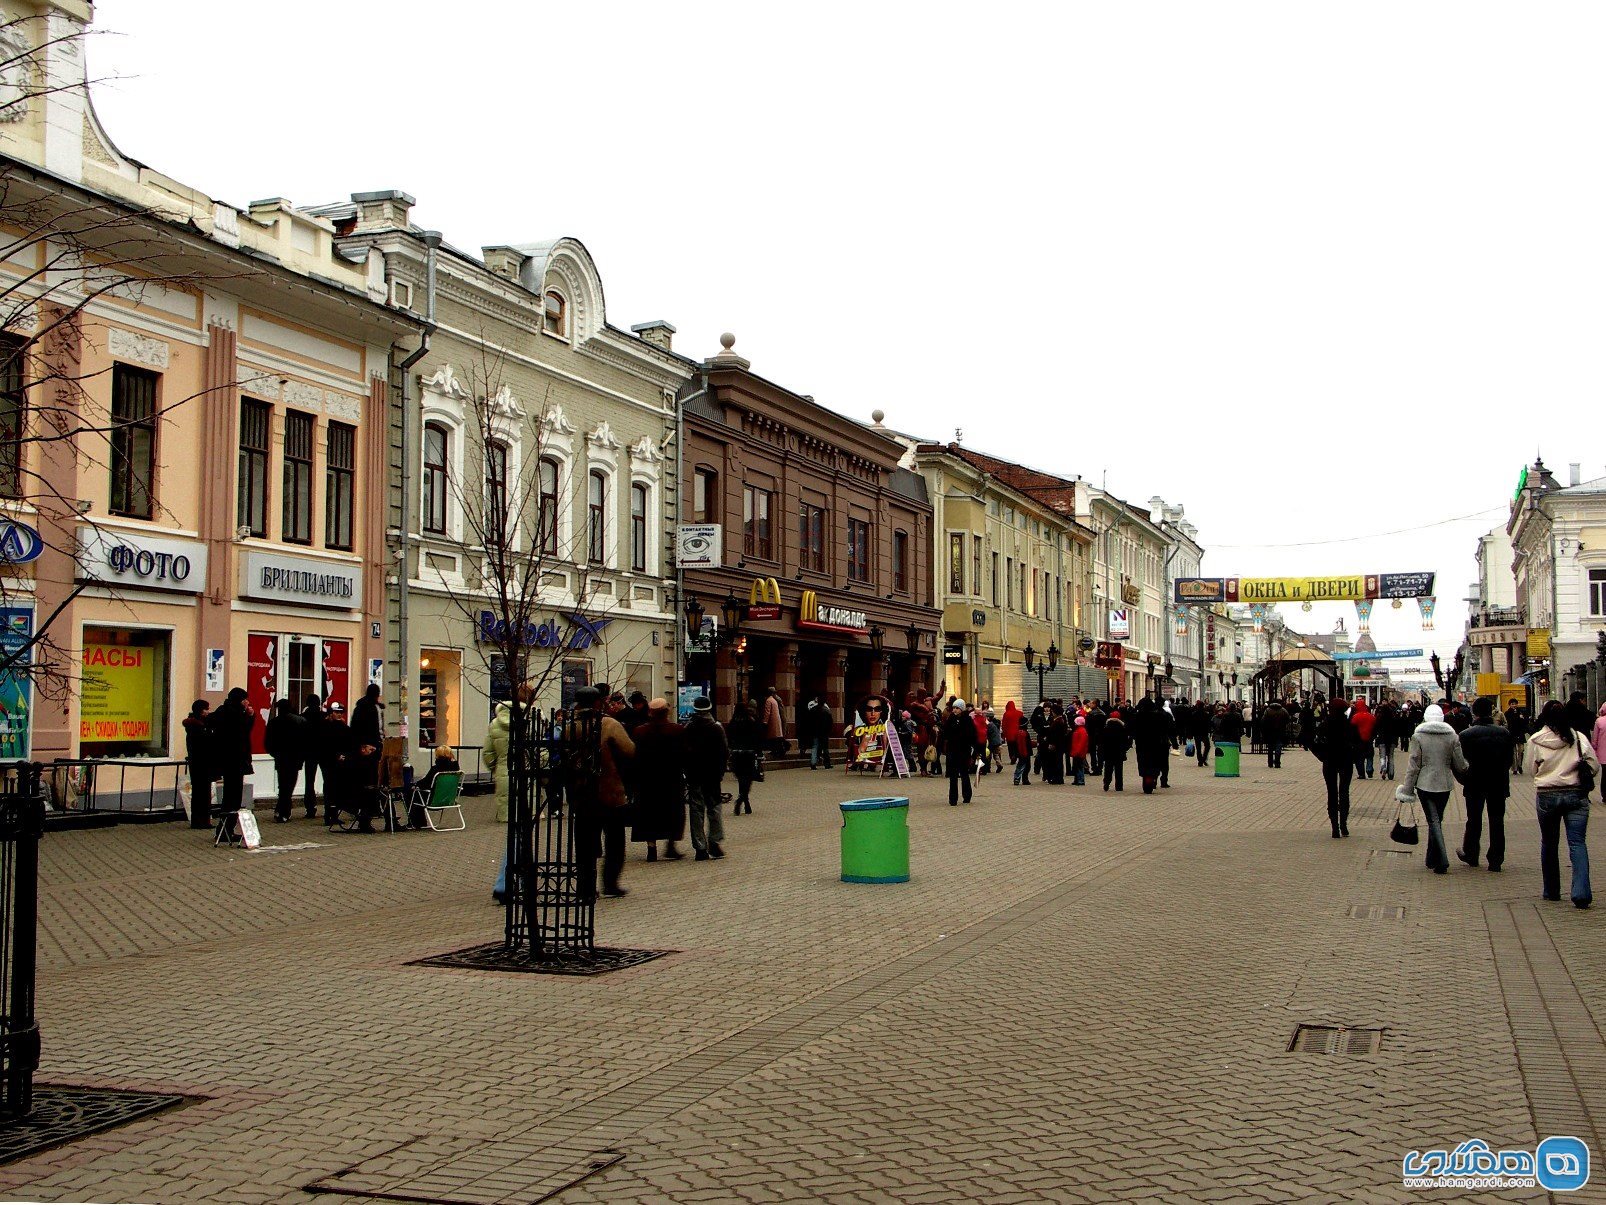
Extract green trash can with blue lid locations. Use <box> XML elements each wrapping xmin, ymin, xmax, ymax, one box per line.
<box><xmin>1214</xmin><ymin>741</ymin><xmax>1241</xmax><ymax>778</ymax></box>
<box><xmin>839</xmin><ymin>796</ymin><xmax>910</xmax><ymax>883</ymax></box>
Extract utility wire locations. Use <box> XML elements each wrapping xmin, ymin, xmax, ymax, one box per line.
<box><xmin>1210</xmin><ymin>506</ymin><xmax>1506</xmax><ymax>550</ymax></box>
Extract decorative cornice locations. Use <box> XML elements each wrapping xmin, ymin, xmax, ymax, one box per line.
<box><xmin>539</xmin><ymin>404</ymin><xmax>576</xmax><ymax>437</ymax></box>
<box><xmin>486</xmin><ymin>384</ymin><xmax>524</xmax><ymax>420</ymax></box>
<box><xmin>237</xmin><ymin>365</ymin><xmax>281</xmax><ymax>400</ymax></box>
<box><xmin>107</xmin><ymin>327</ymin><xmax>169</xmax><ymax>370</ymax></box>
<box><xmin>628</xmin><ymin>436</ymin><xmax>662</xmax><ymax>467</ymax></box>
<box><xmin>420</xmin><ymin>362</ymin><xmax>469</xmax><ymax>399</ymax></box>
<box><xmin>587</xmin><ymin>420</ymin><xmax>622</xmax><ymax>451</ymax></box>
<box><xmin>284</xmin><ymin>380</ymin><xmax>324</xmax><ymax>413</ymax></box>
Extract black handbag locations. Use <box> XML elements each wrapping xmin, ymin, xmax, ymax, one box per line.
<box><xmin>1390</xmin><ymin>797</ymin><xmax>1420</xmax><ymax>845</ymax></box>
<box><xmin>1576</xmin><ymin>734</ymin><xmax>1596</xmax><ymax>794</ymax></box>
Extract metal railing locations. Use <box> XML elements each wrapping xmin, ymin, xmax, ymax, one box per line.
<box><xmin>37</xmin><ymin>759</ymin><xmax>188</xmax><ymax>815</ymax></box>
<box><xmin>0</xmin><ymin>764</ymin><xmax>43</xmax><ymax>1117</ymax></box>
<box><xmin>1469</xmin><ymin>607</ymin><xmax>1526</xmax><ymax>629</ymax></box>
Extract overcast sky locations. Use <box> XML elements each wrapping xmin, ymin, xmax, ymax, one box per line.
<box><xmin>86</xmin><ymin>1</ymin><xmax>1606</xmax><ymax>660</ymax></box>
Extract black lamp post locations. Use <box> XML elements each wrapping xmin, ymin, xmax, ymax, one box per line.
<box><xmin>1022</xmin><ymin>641</ymin><xmax>1059</xmax><ymax>700</ymax></box>
<box><xmin>904</xmin><ymin>622</ymin><xmax>920</xmax><ymax>654</ymax></box>
<box><xmin>869</xmin><ymin>625</ymin><xmax>884</xmax><ymax>655</ymax></box>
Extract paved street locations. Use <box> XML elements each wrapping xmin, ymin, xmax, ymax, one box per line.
<box><xmin>2</xmin><ymin>748</ymin><xmax>1601</xmax><ymax>1203</ymax></box>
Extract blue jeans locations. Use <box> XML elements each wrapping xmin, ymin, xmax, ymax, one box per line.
<box><xmin>1013</xmin><ymin>757</ymin><xmax>1030</xmax><ymax>785</ymax></box>
<box><xmin>1419</xmin><ymin>790</ymin><xmax>1450</xmax><ymax>871</ymax></box>
<box><xmin>1377</xmin><ymin>742</ymin><xmax>1394</xmax><ymax>779</ymax></box>
<box><xmin>1537</xmin><ymin>790</ymin><xmax>1592</xmax><ymax>905</ymax></box>
<box><xmin>809</xmin><ymin>737</ymin><xmax>830</xmax><ymax>769</ymax></box>
<box><xmin>1072</xmin><ymin>756</ymin><xmax>1087</xmax><ymax>785</ymax></box>
<box><xmin>495</xmin><ymin>846</ymin><xmax>508</xmax><ymax>895</ymax></box>
<box><xmin>1355</xmin><ymin>750</ymin><xmax>1374</xmax><ymax>779</ymax></box>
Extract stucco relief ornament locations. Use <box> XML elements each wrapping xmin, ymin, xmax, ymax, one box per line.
<box><xmin>0</xmin><ymin>25</ymin><xmax>30</xmax><ymax>123</ymax></box>
<box><xmin>421</xmin><ymin>363</ymin><xmax>468</xmax><ymax>398</ymax></box>
<box><xmin>587</xmin><ymin>420</ymin><xmax>621</xmax><ymax>450</ymax></box>
<box><xmin>486</xmin><ymin>384</ymin><xmax>524</xmax><ymax>419</ymax></box>
<box><xmin>628</xmin><ymin>436</ymin><xmax>662</xmax><ymax>466</ymax></box>
<box><xmin>539</xmin><ymin>404</ymin><xmax>576</xmax><ymax>437</ymax></box>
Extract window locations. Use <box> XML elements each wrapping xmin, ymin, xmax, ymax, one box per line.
<box><xmin>631</xmin><ymin>482</ymin><xmax>648</xmax><ymax>572</ymax></box>
<box><xmin>949</xmin><ymin>533</ymin><xmax>965</xmax><ymax>594</ymax></box>
<box><xmin>799</xmin><ymin>502</ymin><xmax>826</xmax><ymax>572</ymax></box>
<box><xmin>1591</xmin><ymin>568</ymin><xmax>1606</xmax><ymax>616</ymax></box>
<box><xmin>848</xmin><ymin>518</ymin><xmax>871</xmax><ymax>583</ymax></box>
<box><xmin>972</xmin><ymin>536</ymin><xmax>982</xmax><ymax>599</ymax></box>
<box><xmin>423</xmin><ymin>422</ymin><xmax>449</xmax><ymax>535</ymax></box>
<box><xmin>543</xmin><ymin>290</ymin><xmax>566</xmax><ymax>337</ymax></box>
<box><xmin>237</xmin><ymin>399</ymin><xmax>270</xmax><ymax>538</ymax></box>
<box><xmin>1006</xmin><ymin>557</ymin><xmax>1013</xmax><ymax>610</ymax></box>
<box><xmin>109</xmin><ymin>363</ymin><xmax>157</xmax><ymax>518</ymax></box>
<box><xmin>743</xmin><ymin>485</ymin><xmax>773</xmax><ymax>559</ymax></box>
<box><xmin>282</xmin><ymin>411</ymin><xmax>314</xmax><ymax>544</ymax></box>
<box><xmin>0</xmin><ymin>335</ymin><xmax>24</xmax><ymax>498</ymax></box>
<box><xmin>325</xmin><ymin>421</ymin><xmax>355</xmax><ymax>550</ymax></box>
<box><xmin>1019</xmin><ymin>562</ymin><xmax>1027</xmax><ymax>614</ymax></box>
<box><xmin>485</xmin><ymin>440</ymin><xmax>510</xmax><ymax>547</ymax></box>
<box><xmin>538</xmin><ymin>457</ymin><xmax>559</xmax><ymax>553</ymax></box>
<box><xmin>693</xmin><ymin>468</ymin><xmax>717</xmax><ymax>524</ymax></box>
<box><xmin>992</xmin><ymin>552</ymin><xmax>1000</xmax><ymax>605</ymax></box>
<box><xmin>588</xmin><ymin>469</ymin><xmax>606</xmax><ymax>563</ymax></box>
<box><xmin>893</xmin><ymin>530</ymin><xmax>909</xmax><ymax>593</ymax></box>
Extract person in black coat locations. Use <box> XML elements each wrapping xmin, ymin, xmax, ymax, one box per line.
<box><xmin>1130</xmin><ymin>698</ymin><xmax>1170</xmax><ymax>794</ymax></box>
<box><xmin>727</xmin><ymin>702</ymin><xmax>764</xmax><ymax>814</ymax></box>
<box><xmin>1458</xmin><ymin>695</ymin><xmax>1515</xmax><ymax>871</ymax></box>
<box><xmin>1506</xmin><ymin>704</ymin><xmax>1530</xmax><ymax>775</ymax></box>
<box><xmin>1315</xmin><ymin>699</ymin><xmax>1356</xmax><ymax>837</ymax></box>
<box><xmin>206</xmin><ymin>687</ymin><xmax>255</xmax><ymax>821</ymax></box>
<box><xmin>1261</xmin><ymin>701</ymin><xmax>1290</xmax><ymax>769</ymax></box>
<box><xmin>183</xmin><ymin>699</ymin><xmax>216</xmax><ymax>829</ymax></box>
<box><xmin>263</xmin><ymin>698</ymin><xmax>307</xmax><ymax>823</ymax></box>
<box><xmin>631</xmin><ymin>701</ymin><xmax>686</xmax><ymax>860</ymax></box>
<box><xmin>1099</xmin><ymin>711</ymin><xmax>1130</xmax><ymax>792</ymax></box>
<box><xmin>1084</xmin><ymin>703</ymin><xmax>1107</xmax><ymax>774</ymax></box>
<box><xmin>319</xmin><ymin>704</ymin><xmax>361</xmax><ymax>829</ymax></box>
<box><xmin>941</xmin><ymin>701</ymin><xmax>980</xmax><ymax>805</ymax></box>
<box><xmin>1189</xmin><ymin>701</ymin><xmax>1212</xmax><ymax>766</ymax></box>
<box><xmin>1566</xmin><ymin>691</ymin><xmax>1595</xmax><ymax>741</ymax></box>
<box><xmin>802</xmin><ymin>697</ymin><xmax>834</xmax><ymax>770</ymax></box>
<box><xmin>299</xmin><ymin>693</ymin><xmax>324</xmax><ymax>818</ymax></box>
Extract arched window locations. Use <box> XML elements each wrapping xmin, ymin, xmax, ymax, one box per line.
<box><xmin>538</xmin><ymin>457</ymin><xmax>559</xmax><ymax>554</ymax></box>
<box><xmin>630</xmin><ymin>482</ymin><xmax>648</xmax><ymax>572</ymax></box>
<box><xmin>423</xmin><ymin>421</ymin><xmax>449</xmax><ymax>535</ymax></box>
<box><xmin>587</xmin><ymin>469</ymin><xmax>606</xmax><ymax>564</ymax></box>
<box><xmin>485</xmin><ymin>440</ymin><xmax>510</xmax><ymax>546</ymax></box>
<box><xmin>543</xmin><ymin>290</ymin><xmax>566</xmax><ymax>338</ymax></box>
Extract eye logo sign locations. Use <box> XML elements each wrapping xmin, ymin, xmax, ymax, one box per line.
<box><xmin>1403</xmin><ymin>1136</ymin><xmax>1589</xmax><ymax>1191</ymax></box>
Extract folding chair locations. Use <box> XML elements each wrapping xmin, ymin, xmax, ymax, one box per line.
<box><xmin>411</xmin><ymin>771</ymin><xmax>465</xmax><ymax>832</ymax></box>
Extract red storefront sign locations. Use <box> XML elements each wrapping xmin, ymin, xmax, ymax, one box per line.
<box><xmin>321</xmin><ymin>639</ymin><xmax>350</xmax><ymax>713</ymax></box>
<box><xmin>246</xmin><ymin>633</ymin><xmax>277</xmax><ymax>755</ymax></box>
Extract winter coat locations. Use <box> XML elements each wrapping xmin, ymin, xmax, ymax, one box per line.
<box><xmin>1592</xmin><ymin>705</ymin><xmax>1606</xmax><ymax>764</ymax></box>
<box><xmin>802</xmin><ymin>703</ymin><xmax>833</xmax><ymax>742</ymax></box>
<box><xmin>264</xmin><ymin>711</ymin><xmax>307</xmax><ymax>766</ymax></box>
<box><xmin>971</xmin><ymin>711</ymin><xmax>989</xmax><ymax>748</ymax></box>
<box><xmin>727</xmin><ymin>714</ymin><xmax>763</xmax><ymax>752</ymax></box>
<box><xmin>631</xmin><ymin>716</ymin><xmax>687</xmax><ymax>842</ymax></box>
<box><xmin>206</xmin><ymin>699</ymin><xmax>255</xmax><ymax>777</ymax></box>
<box><xmin>1528</xmin><ymin>724</ymin><xmax>1601</xmax><ymax>791</ymax></box>
<box><xmin>562</xmin><ymin>710</ymin><xmax>636</xmax><ymax>810</ymax></box>
<box><xmin>940</xmin><ymin>712</ymin><xmax>980</xmax><ymax>763</ymax></box>
<box><xmin>1350</xmin><ymin>700</ymin><xmax>1376</xmax><ymax>744</ymax></box>
<box><xmin>1084</xmin><ymin>708</ymin><xmax>1107</xmax><ymax>746</ymax></box>
<box><xmin>1262</xmin><ymin>704</ymin><xmax>1289</xmax><ymax>739</ymax></box>
<box><xmin>1188</xmin><ymin>705</ymin><xmax>1212</xmax><ymax>739</ymax></box>
<box><xmin>182</xmin><ymin>714</ymin><xmax>216</xmax><ymax>784</ymax></box>
<box><xmin>1069</xmin><ymin>726</ymin><xmax>1090</xmax><ymax>759</ymax></box>
<box><xmin>351</xmin><ymin>695</ymin><xmax>383</xmax><ymax>751</ymax></box>
<box><xmin>1458</xmin><ymin>720</ymin><xmax>1514</xmax><ymax>801</ymax></box>
<box><xmin>1315</xmin><ymin>711</ymin><xmax>1356</xmax><ymax>768</ymax></box>
<box><xmin>1566</xmin><ymin>699</ymin><xmax>1596</xmax><ymax>740</ymax></box>
<box><xmin>986</xmin><ymin>715</ymin><xmax>1003</xmax><ymax>750</ymax></box>
<box><xmin>483</xmin><ymin>703</ymin><xmax>514</xmax><ymax>824</ymax></box>
<box><xmin>1099</xmin><ymin>716</ymin><xmax>1130</xmax><ymax>762</ymax></box>
<box><xmin>1402</xmin><ymin>721</ymin><xmax>1469</xmax><ymax>796</ymax></box>
<box><xmin>682</xmin><ymin>713</ymin><xmax>729</xmax><ymax>784</ymax></box>
<box><xmin>1008</xmin><ymin>725</ymin><xmax>1032</xmax><ymax>762</ymax></box>
<box><xmin>1505</xmin><ymin>708</ymin><xmax>1529</xmax><ymax>740</ymax></box>
<box><xmin>1372</xmin><ymin>704</ymin><xmax>1398</xmax><ymax>745</ymax></box>
<box><xmin>1129</xmin><ymin>706</ymin><xmax>1170</xmax><ymax>776</ymax></box>
<box><xmin>1001</xmin><ymin>702</ymin><xmax>1023</xmax><ymax>743</ymax></box>
<box><xmin>1214</xmin><ymin>710</ymin><xmax>1244</xmax><ymax>743</ymax></box>
<box><xmin>762</xmin><ymin>695</ymin><xmax>784</xmax><ymax>740</ymax></box>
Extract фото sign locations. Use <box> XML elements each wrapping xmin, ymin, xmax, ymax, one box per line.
<box><xmin>77</xmin><ymin>526</ymin><xmax>206</xmax><ymax>594</ymax></box>
<box><xmin>242</xmin><ymin>551</ymin><xmax>361</xmax><ymax>609</ymax></box>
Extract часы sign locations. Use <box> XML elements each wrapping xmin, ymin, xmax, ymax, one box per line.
<box><xmin>241</xmin><ymin>551</ymin><xmax>362</xmax><ymax>609</ymax></box>
<box><xmin>76</xmin><ymin>526</ymin><xmax>206</xmax><ymax>594</ymax></box>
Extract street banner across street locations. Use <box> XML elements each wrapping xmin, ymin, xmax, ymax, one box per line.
<box><xmin>1173</xmin><ymin>571</ymin><xmax>1436</xmax><ymax>605</ymax></box>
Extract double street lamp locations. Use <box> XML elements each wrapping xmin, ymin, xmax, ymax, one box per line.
<box><xmin>683</xmin><ymin>590</ymin><xmax>749</xmax><ymax>699</ymax></box>
<box><xmin>1022</xmin><ymin>641</ymin><xmax>1059</xmax><ymax>700</ymax></box>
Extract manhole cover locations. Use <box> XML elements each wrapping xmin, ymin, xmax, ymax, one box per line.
<box><xmin>409</xmin><ymin>942</ymin><xmax>672</xmax><ymax>977</ymax></box>
<box><xmin>1346</xmin><ymin>904</ymin><xmax>1406</xmax><ymax>920</ymax></box>
<box><xmin>0</xmin><ymin>1086</ymin><xmax>191</xmax><ymax>1165</ymax></box>
<box><xmin>307</xmin><ymin>1133</ymin><xmax>624</xmax><ymax>1203</ymax></box>
<box><xmin>1288</xmin><ymin>1025</ymin><xmax>1384</xmax><ymax>1055</ymax></box>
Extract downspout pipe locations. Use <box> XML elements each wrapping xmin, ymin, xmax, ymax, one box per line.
<box><xmin>395</xmin><ymin>230</ymin><xmax>440</xmax><ymax>744</ymax></box>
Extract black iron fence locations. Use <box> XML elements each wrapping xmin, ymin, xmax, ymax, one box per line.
<box><xmin>0</xmin><ymin>764</ymin><xmax>43</xmax><ymax>1117</ymax></box>
<box><xmin>33</xmin><ymin>759</ymin><xmax>187</xmax><ymax>816</ymax></box>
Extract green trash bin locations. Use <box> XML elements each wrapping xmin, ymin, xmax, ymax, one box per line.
<box><xmin>839</xmin><ymin>796</ymin><xmax>910</xmax><ymax>883</ymax></box>
<box><xmin>1214</xmin><ymin>741</ymin><xmax>1241</xmax><ymax>778</ymax></box>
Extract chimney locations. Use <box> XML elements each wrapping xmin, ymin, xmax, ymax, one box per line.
<box><xmin>630</xmin><ymin>320</ymin><xmax>676</xmax><ymax>352</ymax></box>
<box><xmin>482</xmin><ymin>246</ymin><xmax>527</xmax><ymax>281</ymax></box>
<box><xmin>348</xmin><ymin>189</ymin><xmax>416</xmax><ymax>233</ymax></box>
<box><xmin>1570</xmin><ymin>463</ymin><xmax>1582</xmax><ymax>486</ymax></box>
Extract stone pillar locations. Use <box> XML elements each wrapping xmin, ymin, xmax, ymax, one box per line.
<box><xmin>773</xmin><ymin>640</ymin><xmax>799</xmax><ymax>740</ymax></box>
<box><xmin>196</xmin><ymin>322</ymin><xmax>237</xmax><ymax>707</ymax></box>
<box><xmin>714</xmin><ymin>648</ymin><xmax>738</xmax><ymax>717</ymax></box>
<box><xmin>825</xmin><ymin>649</ymin><xmax>846</xmax><ymax>719</ymax></box>
<box><xmin>913</xmin><ymin>654</ymin><xmax>934</xmax><ymax>699</ymax></box>
<box><xmin>869</xmin><ymin>656</ymin><xmax>888</xmax><ymax>702</ymax></box>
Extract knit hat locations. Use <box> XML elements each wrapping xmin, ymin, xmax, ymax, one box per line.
<box><xmin>951</xmin><ymin>698</ymin><xmax>967</xmax><ymax>710</ymax></box>
<box><xmin>1074</xmin><ymin>716</ymin><xmax>1085</xmax><ymax>727</ymax></box>
<box><xmin>1424</xmin><ymin>704</ymin><xmax>1444</xmax><ymax>723</ymax></box>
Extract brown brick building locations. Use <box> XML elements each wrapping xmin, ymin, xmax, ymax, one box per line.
<box><xmin>679</xmin><ymin>338</ymin><xmax>939</xmax><ymax>737</ymax></box>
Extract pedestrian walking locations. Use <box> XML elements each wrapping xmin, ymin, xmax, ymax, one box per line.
<box><xmin>299</xmin><ymin>693</ymin><xmax>324</xmax><ymax>818</ymax></box>
<box><xmin>350</xmin><ymin>683</ymin><xmax>384</xmax><ymax>821</ymax></box>
<box><xmin>1507</xmin><ymin>703</ymin><xmax>1530</xmax><ymax>775</ymax></box>
<box><xmin>1041</xmin><ymin>705</ymin><xmax>1068</xmax><ymax>785</ymax></box>
<box><xmin>183</xmin><ymin>699</ymin><xmax>216</xmax><ymax>829</ymax></box>
<box><xmin>263</xmin><ymin>698</ymin><xmax>306</xmax><ymax>823</ymax></box>
<box><xmin>207</xmin><ymin>687</ymin><xmax>255</xmax><ymax>825</ymax></box>
<box><xmin>631</xmin><ymin>699</ymin><xmax>686</xmax><ymax>862</ymax></box>
<box><xmin>985</xmin><ymin>707</ymin><xmax>1005</xmax><ymax>774</ymax></box>
<box><xmin>1316</xmin><ymin>699</ymin><xmax>1356</xmax><ymax>838</ymax></box>
<box><xmin>1398</xmin><ymin>703</ymin><xmax>1469</xmax><ymax>874</ymax></box>
<box><xmin>1373</xmin><ymin>700</ymin><xmax>1398</xmax><ymax>779</ymax></box>
<box><xmin>1131</xmin><ymin>698</ymin><xmax>1169</xmax><ymax>794</ymax></box>
<box><xmin>683</xmin><ymin>695</ymin><xmax>729</xmax><ymax>860</ymax></box>
<box><xmin>1262</xmin><ymin>700</ymin><xmax>1289</xmax><ymax>768</ymax></box>
<box><xmin>1010</xmin><ymin>717</ymin><xmax>1033</xmax><ymax>785</ymax></box>
<box><xmin>566</xmin><ymin>687</ymin><xmax>637</xmax><ymax>896</ymax></box>
<box><xmin>1591</xmin><ymin>703</ymin><xmax>1606</xmax><ymax>795</ymax></box>
<box><xmin>485</xmin><ymin>697</ymin><xmax>516</xmax><ymax>904</ymax></box>
<box><xmin>941</xmin><ymin>699</ymin><xmax>980</xmax><ymax>805</ymax></box>
<box><xmin>1457</xmin><ymin>696</ymin><xmax>1514</xmax><ymax>872</ymax></box>
<box><xmin>1189</xmin><ymin>701</ymin><xmax>1212</xmax><ymax>766</ymax></box>
<box><xmin>728</xmin><ymin>701</ymin><xmax>763</xmax><ymax>814</ymax></box>
<box><xmin>1527</xmin><ymin>700</ymin><xmax>1597</xmax><ymax>908</ymax></box>
<box><xmin>1069</xmin><ymin>715</ymin><xmax>1090</xmax><ymax>785</ymax></box>
<box><xmin>1100</xmin><ymin>709</ymin><xmax>1129</xmax><ymax>792</ymax></box>
<box><xmin>1085</xmin><ymin>702</ymin><xmax>1107</xmax><ymax>775</ymax></box>
<box><xmin>1566</xmin><ymin>691</ymin><xmax>1595</xmax><ymax>741</ymax></box>
<box><xmin>1350</xmin><ymin>699</ymin><xmax>1376</xmax><ymax>779</ymax></box>
<box><xmin>761</xmin><ymin>687</ymin><xmax>786</xmax><ymax>758</ymax></box>
<box><xmin>803</xmin><ymin>697</ymin><xmax>833</xmax><ymax>770</ymax></box>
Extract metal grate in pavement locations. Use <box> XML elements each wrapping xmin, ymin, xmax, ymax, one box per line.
<box><xmin>1287</xmin><ymin>1025</ymin><xmax>1384</xmax><ymax>1055</ymax></box>
<box><xmin>408</xmin><ymin>942</ymin><xmax>671</xmax><ymax>977</ymax></box>
<box><xmin>0</xmin><ymin>1086</ymin><xmax>190</xmax><ymax>1165</ymax></box>
<box><xmin>1345</xmin><ymin>904</ymin><xmax>1406</xmax><ymax>920</ymax></box>
<box><xmin>307</xmin><ymin>1133</ymin><xmax>623</xmax><ymax>1204</ymax></box>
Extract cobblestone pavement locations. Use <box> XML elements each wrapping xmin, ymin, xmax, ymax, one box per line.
<box><xmin>1</xmin><ymin>748</ymin><xmax>1601</xmax><ymax>1203</ymax></box>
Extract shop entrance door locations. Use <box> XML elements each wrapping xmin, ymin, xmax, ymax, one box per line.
<box><xmin>797</xmin><ymin>644</ymin><xmax>829</xmax><ymax>708</ymax></box>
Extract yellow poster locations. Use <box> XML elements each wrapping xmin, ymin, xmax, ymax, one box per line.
<box><xmin>1526</xmin><ymin>629</ymin><xmax>1550</xmax><ymax>659</ymax></box>
<box><xmin>1475</xmin><ymin>673</ymin><xmax>1503</xmax><ymax>698</ymax></box>
<box><xmin>80</xmin><ymin>642</ymin><xmax>156</xmax><ymax>742</ymax></box>
<box><xmin>1238</xmin><ymin>576</ymin><xmax>1367</xmax><ymax>602</ymax></box>
<box><xmin>1499</xmin><ymin>684</ymin><xmax>1527</xmax><ymax>712</ymax></box>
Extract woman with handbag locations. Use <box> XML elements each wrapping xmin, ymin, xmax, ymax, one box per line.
<box><xmin>1527</xmin><ymin>700</ymin><xmax>1598</xmax><ymax>908</ymax></box>
<box><xmin>727</xmin><ymin>701</ymin><xmax>764</xmax><ymax>816</ymax></box>
<box><xmin>1398</xmin><ymin>703</ymin><xmax>1469</xmax><ymax>873</ymax></box>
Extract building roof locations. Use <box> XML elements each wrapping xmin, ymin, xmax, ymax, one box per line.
<box><xmin>916</xmin><ymin>442</ymin><xmax>1088</xmax><ymax>526</ymax></box>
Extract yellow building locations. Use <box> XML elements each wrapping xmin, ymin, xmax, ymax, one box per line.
<box><xmin>911</xmin><ymin>443</ymin><xmax>1094</xmax><ymax>703</ymax></box>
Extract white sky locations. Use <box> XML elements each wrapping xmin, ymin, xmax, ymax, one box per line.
<box><xmin>86</xmin><ymin>1</ymin><xmax>1606</xmax><ymax>660</ymax></box>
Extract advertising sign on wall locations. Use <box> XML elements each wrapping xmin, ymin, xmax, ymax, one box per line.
<box><xmin>80</xmin><ymin>642</ymin><xmax>155</xmax><ymax>743</ymax></box>
<box><xmin>0</xmin><ymin>608</ymin><xmax>30</xmax><ymax>759</ymax></box>
<box><xmin>241</xmin><ymin>551</ymin><xmax>361</xmax><ymax>610</ymax></box>
<box><xmin>1174</xmin><ymin>572</ymin><xmax>1438</xmax><ymax>605</ymax></box>
<box><xmin>76</xmin><ymin>526</ymin><xmax>206</xmax><ymax>594</ymax></box>
<box><xmin>321</xmin><ymin>639</ymin><xmax>351</xmax><ymax>714</ymax></box>
<box><xmin>246</xmin><ymin>633</ymin><xmax>277</xmax><ymax>755</ymax></box>
<box><xmin>675</xmin><ymin>524</ymin><xmax>721</xmax><ymax>569</ymax></box>
<box><xmin>1108</xmin><ymin>609</ymin><xmax>1130</xmax><ymax>640</ymax></box>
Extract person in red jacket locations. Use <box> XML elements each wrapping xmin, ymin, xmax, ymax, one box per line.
<box><xmin>1350</xmin><ymin>698</ymin><xmax>1378</xmax><ymax>779</ymax></box>
<box><xmin>1009</xmin><ymin>719</ymin><xmax>1033</xmax><ymax>786</ymax></box>
<box><xmin>1069</xmin><ymin>715</ymin><xmax>1090</xmax><ymax>785</ymax></box>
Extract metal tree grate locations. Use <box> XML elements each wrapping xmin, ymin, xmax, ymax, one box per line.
<box><xmin>1288</xmin><ymin>1025</ymin><xmax>1385</xmax><ymax>1055</ymax></box>
<box><xmin>409</xmin><ymin>942</ymin><xmax>671</xmax><ymax>978</ymax></box>
<box><xmin>1345</xmin><ymin>904</ymin><xmax>1407</xmax><ymax>920</ymax></box>
<box><xmin>0</xmin><ymin>1086</ymin><xmax>189</xmax><ymax>1165</ymax></box>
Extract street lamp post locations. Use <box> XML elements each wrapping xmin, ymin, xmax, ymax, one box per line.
<box><xmin>1022</xmin><ymin>641</ymin><xmax>1059</xmax><ymax>703</ymax></box>
<box><xmin>682</xmin><ymin>591</ymin><xmax>748</xmax><ymax>705</ymax></box>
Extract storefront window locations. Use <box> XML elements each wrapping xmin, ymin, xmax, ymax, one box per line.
<box><xmin>80</xmin><ymin>626</ymin><xmax>171</xmax><ymax>757</ymax></box>
<box><xmin>419</xmin><ymin>648</ymin><xmax>462</xmax><ymax>748</ymax></box>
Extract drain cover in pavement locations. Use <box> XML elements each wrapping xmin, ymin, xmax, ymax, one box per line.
<box><xmin>408</xmin><ymin>942</ymin><xmax>671</xmax><ymax>977</ymax></box>
<box><xmin>1288</xmin><ymin>1025</ymin><xmax>1384</xmax><ymax>1055</ymax></box>
<box><xmin>307</xmin><ymin>1133</ymin><xmax>623</xmax><ymax>1203</ymax></box>
<box><xmin>1345</xmin><ymin>904</ymin><xmax>1406</xmax><ymax>920</ymax></box>
<box><xmin>0</xmin><ymin>1086</ymin><xmax>190</xmax><ymax>1165</ymax></box>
